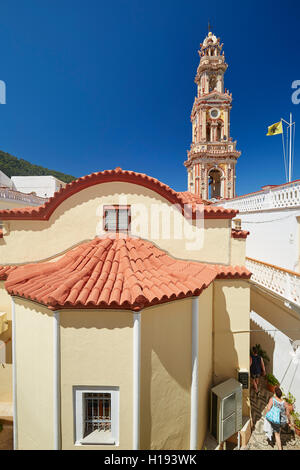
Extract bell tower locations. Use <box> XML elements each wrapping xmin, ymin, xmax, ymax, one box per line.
<box><xmin>184</xmin><ymin>31</ymin><xmax>241</xmax><ymax>200</ymax></box>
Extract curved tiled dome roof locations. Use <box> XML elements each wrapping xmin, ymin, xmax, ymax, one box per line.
<box><xmin>4</xmin><ymin>235</ymin><xmax>250</xmax><ymax>311</ymax></box>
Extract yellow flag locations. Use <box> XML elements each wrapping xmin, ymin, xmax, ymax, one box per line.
<box><xmin>266</xmin><ymin>121</ymin><xmax>283</xmax><ymax>136</ymax></box>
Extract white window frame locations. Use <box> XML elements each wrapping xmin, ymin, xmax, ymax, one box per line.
<box><xmin>74</xmin><ymin>386</ymin><xmax>119</xmax><ymax>446</ymax></box>
<box><xmin>103</xmin><ymin>205</ymin><xmax>131</xmax><ymax>233</ymax></box>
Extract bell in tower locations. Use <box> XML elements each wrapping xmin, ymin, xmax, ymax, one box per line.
<box><xmin>184</xmin><ymin>31</ymin><xmax>241</xmax><ymax>201</ymax></box>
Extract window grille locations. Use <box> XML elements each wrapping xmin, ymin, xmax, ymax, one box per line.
<box><xmin>83</xmin><ymin>392</ymin><xmax>111</xmax><ymax>436</ymax></box>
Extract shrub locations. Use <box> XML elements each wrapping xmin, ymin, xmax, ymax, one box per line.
<box><xmin>283</xmin><ymin>392</ymin><xmax>296</xmax><ymax>405</ymax></box>
<box><xmin>266</xmin><ymin>373</ymin><xmax>279</xmax><ymax>386</ymax></box>
<box><xmin>291</xmin><ymin>411</ymin><xmax>300</xmax><ymax>428</ymax></box>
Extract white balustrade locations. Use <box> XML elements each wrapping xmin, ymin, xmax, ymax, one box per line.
<box><xmin>246</xmin><ymin>257</ymin><xmax>300</xmax><ymax>306</ymax></box>
<box><xmin>0</xmin><ymin>187</ymin><xmax>47</xmax><ymax>206</ymax></box>
<box><xmin>213</xmin><ymin>180</ymin><xmax>300</xmax><ymax>212</ymax></box>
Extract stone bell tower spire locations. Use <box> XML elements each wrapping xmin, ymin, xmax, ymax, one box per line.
<box><xmin>184</xmin><ymin>31</ymin><xmax>241</xmax><ymax>200</ymax></box>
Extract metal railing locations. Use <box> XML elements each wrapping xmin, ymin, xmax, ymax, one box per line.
<box><xmin>213</xmin><ymin>180</ymin><xmax>300</xmax><ymax>212</ymax></box>
<box><xmin>0</xmin><ymin>187</ymin><xmax>47</xmax><ymax>206</ymax></box>
<box><xmin>246</xmin><ymin>257</ymin><xmax>300</xmax><ymax>306</ymax></box>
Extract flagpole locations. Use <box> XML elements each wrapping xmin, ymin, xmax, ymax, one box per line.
<box><xmin>289</xmin><ymin>112</ymin><xmax>292</xmax><ymax>182</ymax></box>
<box><xmin>281</xmin><ymin>114</ymin><xmax>294</xmax><ymax>183</ymax></box>
<box><xmin>281</xmin><ymin>119</ymin><xmax>287</xmax><ymax>182</ymax></box>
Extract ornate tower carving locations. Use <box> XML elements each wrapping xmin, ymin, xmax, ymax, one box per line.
<box><xmin>184</xmin><ymin>31</ymin><xmax>241</xmax><ymax>200</ymax></box>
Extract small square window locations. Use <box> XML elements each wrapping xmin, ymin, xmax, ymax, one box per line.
<box><xmin>233</xmin><ymin>218</ymin><xmax>242</xmax><ymax>230</ymax></box>
<box><xmin>103</xmin><ymin>206</ymin><xmax>131</xmax><ymax>232</ymax></box>
<box><xmin>74</xmin><ymin>386</ymin><xmax>119</xmax><ymax>445</ymax></box>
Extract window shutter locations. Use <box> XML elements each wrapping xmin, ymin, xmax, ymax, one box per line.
<box><xmin>105</xmin><ymin>209</ymin><xmax>117</xmax><ymax>231</ymax></box>
<box><xmin>118</xmin><ymin>209</ymin><xmax>129</xmax><ymax>230</ymax></box>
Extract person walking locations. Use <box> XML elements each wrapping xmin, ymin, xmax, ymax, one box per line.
<box><xmin>264</xmin><ymin>386</ymin><xmax>291</xmax><ymax>450</ymax></box>
<box><xmin>250</xmin><ymin>346</ymin><xmax>266</xmax><ymax>396</ymax></box>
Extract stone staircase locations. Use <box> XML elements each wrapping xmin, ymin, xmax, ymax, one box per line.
<box><xmin>0</xmin><ymin>402</ymin><xmax>13</xmax><ymax>450</ymax></box>
<box><xmin>246</xmin><ymin>379</ymin><xmax>300</xmax><ymax>450</ymax></box>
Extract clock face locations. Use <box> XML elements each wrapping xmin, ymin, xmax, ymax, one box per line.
<box><xmin>210</xmin><ymin>108</ymin><xmax>220</xmax><ymax>119</ymax></box>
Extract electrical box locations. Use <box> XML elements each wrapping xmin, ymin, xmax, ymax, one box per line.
<box><xmin>210</xmin><ymin>378</ymin><xmax>243</xmax><ymax>443</ymax></box>
<box><xmin>236</xmin><ymin>368</ymin><xmax>249</xmax><ymax>389</ymax></box>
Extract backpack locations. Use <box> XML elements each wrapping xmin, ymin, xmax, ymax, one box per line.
<box><xmin>265</xmin><ymin>398</ymin><xmax>281</xmax><ymax>425</ymax></box>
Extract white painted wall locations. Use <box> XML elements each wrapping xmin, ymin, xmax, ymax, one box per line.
<box><xmin>11</xmin><ymin>176</ymin><xmax>66</xmax><ymax>198</ymax></box>
<box><xmin>250</xmin><ymin>310</ymin><xmax>300</xmax><ymax>414</ymax></box>
<box><xmin>239</xmin><ymin>208</ymin><xmax>300</xmax><ymax>272</ymax></box>
<box><xmin>0</xmin><ymin>170</ymin><xmax>13</xmax><ymax>189</ymax></box>
<box><xmin>213</xmin><ymin>180</ymin><xmax>300</xmax><ymax>272</ymax></box>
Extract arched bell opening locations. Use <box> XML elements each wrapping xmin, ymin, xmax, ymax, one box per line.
<box><xmin>206</xmin><ymin>123</ymin><xmax>211</xmax><ymax>142</ymax></box>
<box><xmin>217</xmin><ymin>123</ymin><xmax>222</xmax><ymax>142</ymax></box>
<box><xmin>208</xmin><ymin>168</ymin><xmax>223</xmax><ymax>199</ymax></box>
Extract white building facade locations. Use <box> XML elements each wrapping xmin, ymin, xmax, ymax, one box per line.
<box><xmin>0</xmin><ymin>170</ymin><xmax>13</xmax><ymax>189</ymax></box>
<box><xmin>11</xmin><ymin>175</ymin><xmax>66</xmax><ymax>198</ymax></box>
<box><xmin>0</xmin><ymin>171</ymin><xmax>56</xmax><ymax>209</ymax></box>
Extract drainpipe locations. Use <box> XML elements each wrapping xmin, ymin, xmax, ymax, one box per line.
<box><xmin>11</xmin><ymin>297</ymin><xmax>17</xmax><ymax>450</ymax></box>
<box><xmin>190</xmin><ymin>297</ymin><xmax>199</xmax><ymax>450</ymax></box>
<box><xmin>53</xmin><ymin>311</ymin><xmax>61</xmax><ymax>450</ymax></box>
<box><xmin>133</xmin><ymin>311</ymin><xmax>141</xmax><ymax>450</ymax></box>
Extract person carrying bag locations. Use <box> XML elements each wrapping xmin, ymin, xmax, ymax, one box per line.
<box><xmin>264</xmin><ymin>386</ymin><xmax>291</xmax><ymax>450</ymax></box>
<box><xmin>266</xmin><ymin>397</ymin><xmax>281</xmax><ymax>425</ymax></box>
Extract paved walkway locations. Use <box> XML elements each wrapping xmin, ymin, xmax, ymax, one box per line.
<box><xmin>245</xmin><ymin>378</ymin><xmax>300</xmax><ymax>450</ymax></box>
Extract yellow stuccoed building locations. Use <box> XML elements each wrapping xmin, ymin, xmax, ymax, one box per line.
<box><xmin>0</xmin><ymin>168</ymin><xmax>251</xmax><ymax>450</ymax></box>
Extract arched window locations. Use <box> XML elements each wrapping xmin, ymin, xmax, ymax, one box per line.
<box><xmin>208</xmin><ymin>168</ymin><xmax>222</xmax><ymax>199</ymax></box>
<box><xmin>209</xmin><ymin>75</ymin><xmax>217</xmax><ymax>92</ymax></box>
<box><xmin>206</xmin><ymin>123</ymin><xmax>211</xmax><ymax>142</ymax></box>
<box><xmin>217</xmin><ymin>123</ymin><xmax>222</xmax><ymax>142</ymax></box>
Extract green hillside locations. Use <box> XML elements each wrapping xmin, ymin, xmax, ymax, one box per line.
<box><xmin>0</xmin><ymin>150</ymin><xmax>76</xmax><ymax>183</ymax></box>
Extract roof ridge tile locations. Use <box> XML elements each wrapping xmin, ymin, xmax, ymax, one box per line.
<box><xmin>0</xmin><ymin>169</ymin><xmax>238</xmax><ymax>221</ymax></box>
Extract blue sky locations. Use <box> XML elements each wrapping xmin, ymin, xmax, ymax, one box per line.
<box><xmin>0</xmin><ymin>0</ymin><xmax>299</xmax><ymax>195</ymax></box>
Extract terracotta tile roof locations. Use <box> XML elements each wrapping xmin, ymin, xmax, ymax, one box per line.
<box><xmin>231</xmin><ymin>228</ymin><xmax>250</xmax><ymax>239</ymax></box>
<box><xmin>0</xmin><ymin>265</ymin><xmax>18</xmax><ymax>280</ymax></box>
<box><xmin>4</xmin><ymin>236</ymin><xmax>250</xmax><ymax>311</ymax></box>
<box><xmin>178</xmin><ymin>191</ymin><xmax>209</xmax><ymax>206</ymax></box>
<box><xmin>214</xmin><ymin>264</ymin><xmax>251</xmax><ymax>279</ymax></box>
<box><xmin>0</xmin><ymin>168</ymin><xmax>238</xmax><ymax>221</ymax></box>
